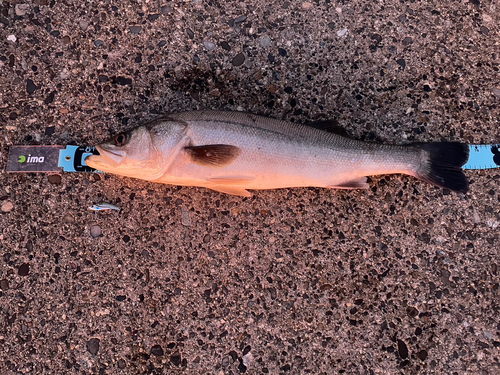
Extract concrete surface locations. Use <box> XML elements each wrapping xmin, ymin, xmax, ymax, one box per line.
<box><xmin>1</xmin><ymin>0</ymin><xmax>499</xmax><ymax>374</ymax></box>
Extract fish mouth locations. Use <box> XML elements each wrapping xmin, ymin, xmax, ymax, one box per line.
<box><xmin>85</xmin><ymin>145</ymin><xmax>126</xmax><ymax>170</ymax></box>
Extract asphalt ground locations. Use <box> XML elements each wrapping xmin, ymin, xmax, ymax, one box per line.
<box><xmin>0</xmin><ymin>1</ymin><xmax>499</xmax><ymax>374</ymax></box>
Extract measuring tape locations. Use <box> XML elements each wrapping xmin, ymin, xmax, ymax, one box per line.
<box><xmin>6</xmin><ymin>145</ymin><xmax>101</xmax><ymax>173</ymax></box>
<box><xmin>5</xmin><ymin>144</ymin><xmax>500</xmax><ymax>173</ymax></box>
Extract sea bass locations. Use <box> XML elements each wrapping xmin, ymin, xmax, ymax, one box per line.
<box><xmin>85</xmin><ymin>110</ymin><xmax>469</xmax><ymax>196</ymax></box>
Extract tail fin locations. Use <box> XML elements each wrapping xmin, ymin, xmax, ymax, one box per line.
<box><xmin>415</xmin><ymin>142</ymin><xmax>469</xmax><ymax>193</ymax></box>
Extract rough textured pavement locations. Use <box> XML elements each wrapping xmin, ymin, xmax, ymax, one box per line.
<box><xmin>1</xmin><ymin>1</ymin><xmax>499</xmax><ymax>374</ymax></box>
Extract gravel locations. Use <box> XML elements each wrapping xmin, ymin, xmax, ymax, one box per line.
<box><xmin>1</xmin><ymin>1</ymin><xmax>499</xmax><ymax>374</ymax></box>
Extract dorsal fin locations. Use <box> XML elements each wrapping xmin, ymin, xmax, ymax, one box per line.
<box><xmin>307</xmin><ymin>120</ymin><xmax>350</xmax><ymax>137</ymax></box>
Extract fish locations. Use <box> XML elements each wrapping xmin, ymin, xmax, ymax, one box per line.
<box><xmin>85</xmin><ymin>110</ymin><xmax>469</xmax><ymax>197</ymax></box>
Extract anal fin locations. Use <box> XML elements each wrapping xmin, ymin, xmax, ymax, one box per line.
<box><xmin>208</xmin><ymin>185</ymin><xmax>252</xmax><ymax>197</ymax></box>
<box><xmin>327</xmin><ymin>177</ymin><xmax>369</xmax><ymax>190</ymax></box>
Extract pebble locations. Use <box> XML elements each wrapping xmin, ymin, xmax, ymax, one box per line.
<box><xmin>90</xmin><ymin>225</ymin><xmax>102</xmax><ymax>238</ymax></box>
<box><xmin>161</xmin><ymin>5</ymin><xmax>173</xmax><ymax>14</ymax></box>
<box><xmin>234</xmin><ymin>15</ymin><xmax>247</xmax><ymax>23</ymax></box>
<box><xmin>260</xmin><ymin>36</ymin><xmax>271</xmax><ymax>47</ymax></box>
<box><xmin>396</xmin><ymin>58</ymin><xmax>406</xmax><ymax>69</ymax></box>
<box><xmin>180</xmin><ymin>206</ymin><xmax>191</xmax><ymax>227</ymax></box>
<box><xmin>0</xmin><ymin>279</ymin><xmax>9</xmax><ymax>290</ymax></box>
<box><xmin>63</xmin><ymin>214</ymin><xmax>75</xmax><ymax>223</ymax></box>
<box><xmin>151</xmin><ymin>345</ymin><xmax>164</xmax><ymax>356</ymax></box>
<box><xmin>117</xmin><ymin>359</ymin><xmax>126</xmax><ymax>369</ymax></box>
<box><xmin>47</xmin><ymin>175</ymin><xmax>62</xmax><ymax>185</ymax></box>
<box><xmin>87</xmin><ymin>338</ymin><xmax>100</xmax><ymax>355</ymax></box>
<box><xmin>203</xmin><ymin>41</ymin><xmax>216</xmax><ymax>51</ymax></box>
<box><xmin>493</xmin><ymin>87</ymin><xmax>500</xmax><ymax>98</ymax></box>
<box><xmin>129</xmin><ymin>26</ymin><xmax>142</xmax><ymax>34</ymax></box>
<box><xmin>480</xmin><ymin>26</ymin><xmax>489</xmax><ymax>35</ymax></box>
<box><xmin>18</xmin><ymin>263</ymin><xmax>29</xmax><ymax>276</ymax></box>
<box><xmin>15</xmin><ymin>4</ymin><xmax>30</xmax><ymax>16</ymax></box>
<box><xmin>402</xmin><ymin>36</ymin><xmax>413</xmax><ymax>45</ymax></box>
<box><xmin>94</xmin><ymin>39</ymin><xmax>104</xmax><ymax>47</ymax></box>
<box><xmin>337</xmin><ymin>29</ymin><xmax>348</xmax><ymax>37</ymax></box>
<box><xmin>7</xmin><ymin>35</ymin><xmax>17</xmax><ymax>43</ymax></box>
<box><xmin>302</xmin><ymin>2</ymin><xmax>313</xmax><ymax>9</ymax></box>
<box><xmin>232</xmin><ymin>53</ymin><xmax>245</xmax><ymax>66</ymax></box>
<box><xmin>79</xmin><ymin>20</ymin><xmax>89</xmax><ymax>31</ymax></box>
<box><xmin>1</xmin><ymin>201</ymin><xmax>13</xmax><ymax>212</ymax></box>
<box><xmin>220</xmin><ymin>41</ymin><xmax>231</xmax><ymax>51</ymax></box>
<box><xmin>60</xmin><ymin>68</ymin><xmax>70</xmax><ymax>79</ymax></box>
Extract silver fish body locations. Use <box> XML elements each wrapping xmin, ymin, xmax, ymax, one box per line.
<box><xmin>85</xmin><ymin>110</ymin><xmax>469</xmax><ymax>196</ymax></box>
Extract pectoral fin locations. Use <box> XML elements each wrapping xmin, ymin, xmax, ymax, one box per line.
<box><xmin>327</xmin><ymin>177</ymin><xmax>369</xmax><ymax>189</ymax></box>
<box><xmin>208</xmin><ymin>185</ymin><xmax>252</xmax><ymax>197</ymax></box>
<box><xmin>185</xmin><ymin>144</ymin><xmax>241</xmax><ymax>167</ymax></box>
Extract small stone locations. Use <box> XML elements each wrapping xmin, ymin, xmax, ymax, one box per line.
<box><xmin>151</xmin><ymin>345</ymin><xmax>164</xmax><ymax>356</ymax></box>
<box><xmin>480</xmin><ymin>26</ymin><xmax>490</xmax><ymax>35</ymax></box>
<box><xmin>15</xmin><ymin>4</ymin><xmax>30</xmax><ymax>16</ymax></box>
<box><xmin>0</xmin><ymin>279</ymin><xmax>10</xmax><ymax>290</ymax></box>
<box><xmin>302</xmin><ymin>2</ymin><xmax>313</xmax><ymax>9</ymax></box>
<box><xmin>1</xmin><ymin>201</ymin><xmax>13</xmax><ymax>212</ymax></box>
<box><xmin>397</xmin><ymin>339</ymin><xmax>409</xmax><ymax>359</ymax></box>
<box><xmin>62</xmin><ymin>35</ymin><xmax>70</xmax><ymax>45</ymax></box>
<box><xmin>203</xmin><ymin>41</ymin><xmax>216</xmax><ymax>51</ymax></box>
<box><xmin>186</xmin><ymin>28</ymin><xmax>194</xmax><ymax>39</ymax></box>
<box><xmin>18</xmin><ymin>263</ymin><xmax>30</xmax><ymax>276</ymax></box>
<box><xmin>396</xmin><ymin>58</ymin><xmax>406</xmax><ymax>69</ymax></box>
<box><xmin>180</xmin><ymin>206</ymin><xmax>191</xmax><ymax>227</ymax></box>
<box><xmin>234</xmin><ymin>15</ymin><xmax>247</xmax><ymax>23</ymax></box>
<box><xmin>493</xmin><ymin>87</ymin><xmax>500</xmax><ymax>98</ymax></box>
<box><xmin>129</xmin><ymin>26</ymin><xmax>142</xmax><ymax>34</ymax></box>
<box><xmin>94</xmin><ymin>39</ymin><xmax>104</xmax><ymax>47</ymax></box>
<box><xmin>63</xmin><ymin>214</ymin><xmax>75</xmax><ymax>223</ymax></box>
<box><xmin>220</xmin><ymin>41</ymin><xmax>231</xmax><ymax>51</ymax></box>
<box><xmin>161</xmin><ymin>5</ymin><xmax>173</xmax><ymax>15</ymax></box>
<box><xmin>402</xmin><ymin>36</ymin><xmax>413</xmax><ymax>45</ymax></box>
<box><xmin>79</xmin><ymin>20</ymin><xmax>89</xmax><ymax>31</ymax></box>
<box><xmin>47</xmin><ymin>175</ymin><xmax>61</xmax><ymax>184</ymax></box>
<box><xmin>337</xmin><ymin>28</ymin><xmax>348</xmax><ymax>37</ymax></box>
<box><xmin>242</xmin><ymin>351</ymin><xmax>253</xmax><ymax>367</ymax></box>
<box><xmin>232</xmin><ymin>53</ymin><xmax>245</xmax><ymax>66</ymax></box>
<box><xmin>170</xmin><ymin>353</ymin><xmax>182</xmax><ymax>366</ymax></box>
<box><xmin>87</xmin><ymin>338</ymin><xmax>100</xmax><ymax>355</ymax></box>
<box><xmin>90</xmin><ymin>225</ymin><xmax>102</xmax><ymax>238</ymax></box>
<box><xmin>260</xmin><ymin>36</ymin><xmax>271</xmax><ymax>47</ymax></box>
<box><xmin>147</xmin><ymin>14</ymin><xmax>160</xmax><ymax>22</ymax></box>
<box><xmin>114</xmin><ymin>76</ymin><xmax>132</xmax><ymax>86</ymax></box>
<box><xmin>423</xmin><ymin>84</ymin><xmax>432</xmax><ymax>92</ymax></box>
<box><xmin>417</xmin><ymin>350</ymin><xmax>428</xmax><ymax>361</ymax></box>
<box><xmin>26</xmin><ymin>79</ymin><xmax>39</xmax><ymax>94</ymax></box>
<box><xmin>60</xmin><ymin>68</ymin><xmax>70</xmax><ymax>79</ymax></box>
<box><xmin>7</xmin><ymin>35</ymin><xmax>17</xmax><ymax>43</ymax></box>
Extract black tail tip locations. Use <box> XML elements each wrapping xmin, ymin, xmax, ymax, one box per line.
<box><xmin>417</xmin><ymin>142</ymin><xmax>469</xmax><ymax>193</ymax></box>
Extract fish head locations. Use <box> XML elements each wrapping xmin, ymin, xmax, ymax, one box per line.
<box><xmin>85</xmin><ymin>126</ymin><xmax>163</xmax><ymax>178</ymax></box>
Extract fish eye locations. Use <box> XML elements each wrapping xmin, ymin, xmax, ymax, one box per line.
<box><xmin>114</xmin><ymin>133</ymin><xmax>128</xmax><ymax>146</ymax></box>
